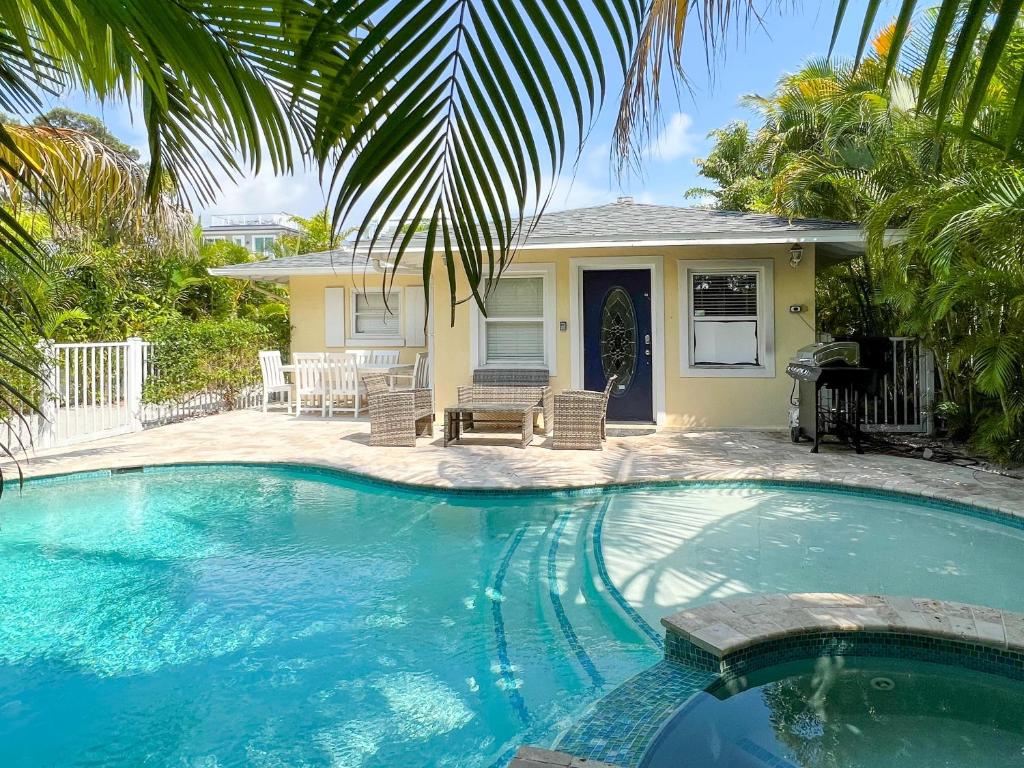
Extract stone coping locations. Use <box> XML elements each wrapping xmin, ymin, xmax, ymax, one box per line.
<box><xmin>510</xmin><ymin>747</ymin><xmax>616</xmax><ymax>768</ymax></box>
<box><xmin>662</xmin><ymin>592</ymin><xmax>1024</xmax><ymax>658</ymax></box>
<box><xmin>2</xmin><ymin>410</ymin><xmax>1021</xmax><ymax>517</ymax></box>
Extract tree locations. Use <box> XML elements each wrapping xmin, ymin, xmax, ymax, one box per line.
<box><xmin>33</xmin><ymin>108</ymin><xmax>140</xmax><ymax>160</ymax></box>
<box><xmin>684</xmin><ymin>122</ymin><xmax>773</xmax><ymax>211</ymax></box>
<box><xmin>271</xmin><ymin>210</ymin><xmax>350</xmax><ymax>258</ymax></box>
<box><xmin>692</xmin><ymin>17</ymin><xmax>1024</xmax><ymax>462</ymax></box>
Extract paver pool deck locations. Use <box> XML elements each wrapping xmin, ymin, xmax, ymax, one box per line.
<box><xmin>3</xmin><ymin>410</ymin><xmax>1022</xmax><ymax>514</ymax></box>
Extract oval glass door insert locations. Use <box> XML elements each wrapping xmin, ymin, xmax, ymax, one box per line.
<box><xmin>600</xmin><ymin>287</ymin><xmax>637</xmax><ymax>394</ymax></box>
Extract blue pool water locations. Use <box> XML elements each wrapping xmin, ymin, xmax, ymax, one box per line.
<box><xmin>2</xmin><ymin>466</ymin><xmax>1024</xmax><ymax>766</ymax></box>
<box><xmin>642</xmin><ymin>657</ymin><xmax>1024</xmax><ymax>767</ymax></box>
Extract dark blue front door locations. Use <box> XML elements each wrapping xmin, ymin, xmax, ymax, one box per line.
<box><xmin>583</xmin><ymin>269</ymin><xmax>653</xmax><ymax>422</ymax></box>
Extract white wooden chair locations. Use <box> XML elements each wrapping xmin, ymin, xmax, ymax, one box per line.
<box><xmin>325</xmin><ymin>353</ymin><xmax>362</xmax><ymax>417</ymax></box>
<box><xmin>258</xmin><ymin>350</ymin><xmax>291</xmax><ymax>412</ymax></box>
<box><xmin>293</xmin><ymin>352</ymin><xmax>326</xmax><ymax>416</ymax></box>
<box><xmin>370</xmin><ymin>349</ymin><xmax>400</xmax><ymax>366</ymax></box>
<box><xmin>346</xmin><ymin>349</ymin><xmax>372</xmax><ymax>365</ymax></box>
<box><xmin>390</xmin><ymin>352</ymin><xmax>429</xmax><ymax>390</ymax></box>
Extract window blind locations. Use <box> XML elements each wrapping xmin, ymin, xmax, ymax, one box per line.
<box><xmin>691</xmin><ymin>271</ymin><xmax>759</xmax><ymax>366</ymax></box>
<box><xmin>485</xmin><ymin>322</ymin><xmax>544</xmax><ymax>362</ymax></box>
<box><xmin>485</xmin><ymin>277</ymin><xmax>544</xmax><ymax>317</ymax></box>
<box><xmin>692</xmin><ymin>273</ymin><xmax>758</xmax><ymax>317</ymax></box>
<box><xmin>354</xmin><ymin>292</ymin><xmax>400</xmax><ymax>335</ymax></box>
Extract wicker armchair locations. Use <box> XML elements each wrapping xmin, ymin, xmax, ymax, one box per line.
<box><xmin>362</xmin><ymin>373</ymin><xmax>434</xmax><ymax>447</ymax></box>
<box><xmin>552</xmin><ymin>376</ymin><xmax>617</xmax><ymax>450</ymax></box>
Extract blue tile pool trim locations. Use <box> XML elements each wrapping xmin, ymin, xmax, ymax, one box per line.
<box><xmin>547</xmin><ymin>512</ymin><xmax>605</xmax><ymax>689</ymax></box>
<box><xmin>592</xmin><ymin>498</ymin><xmax>663</xmax><ymax>648</ymax></box>
<box><xmin>555</xmin><ymin>660</ymin><xmax>716</xmax><ymax>767</ymax></box>
<box><xmin>709</xmin><ymin>629</ymin><xmax>1024</xmax><ymax>684</ymax></box>
<box><xmin>560</xmin><ymin>625</ymin><xmax>1024</xmax><ymax>768</ymax></box>
<box><xmin>492</xmin><ymin>524</ymin><xmax>531</xmax><ymax>726</ymax></box>
<box><xmin>568</xmin><ymin>622</ymin><xmax>1024</xmax><ymax>767</ymax></box>
<box><xmin>8</xmin><ymin>461</ymin><xmax>1021</xmax><ymax>528</ymax></box>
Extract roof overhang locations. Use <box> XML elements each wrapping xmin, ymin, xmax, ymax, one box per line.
<box><xmin>208</xmin><ymin>229</ymin><xmax>900</xmax><ymax>283</ymax></box>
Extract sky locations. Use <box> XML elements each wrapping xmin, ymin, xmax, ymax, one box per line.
<box><xmin>47</xmin><ymin>2</ymin><xmax>877</xmax><ymax>223</ymax></box>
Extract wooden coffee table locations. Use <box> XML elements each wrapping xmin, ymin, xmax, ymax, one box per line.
<box><xmin>444</xmin><ymin>403</ymin><xmax>535</xmax><ymax>448</ymax></box>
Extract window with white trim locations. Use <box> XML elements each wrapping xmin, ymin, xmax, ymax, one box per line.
<box><xmin>481</xmin><ymin>275</ymin><xmax>546</xmax><ymax>365</ymax></box>
<box><xmin>679</xmin><ymin>259</ymin><xmax>774</xmax><ymax>377</ymax></box>
<box><xmin>253</xmin><ymin>235</ymin><xmax>276</xmax><ymax>253</ymax></box>
<box><xmin>471</xmin><ymin>265</ymin><xmax>555</xmax><ymax>371</ymax></box>
<box><xmin>350</xmin><ymin>290</ymin><xmax>402</xmax><ymax>340</ymax></box>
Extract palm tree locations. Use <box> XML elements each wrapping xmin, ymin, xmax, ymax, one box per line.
<box><xmin>688</xmin><ymin>15</ymin><xmax>1024</xmax><ymax>461</ymax></box>
<box><xmin>6</xmin><ymin>0</ymin><xmax>1023</xmax><ymax>474</ymax></box>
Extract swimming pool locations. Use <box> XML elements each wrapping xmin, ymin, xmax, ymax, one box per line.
<box><xmin>641</xmin><ymin>657</ymin><xmax>1024</xmax><ymax>767</ymax></box>
<box><xmin>2</xmin><ymin>465</ymin><xmax>1023</xmax><ymax>766</ymax></box>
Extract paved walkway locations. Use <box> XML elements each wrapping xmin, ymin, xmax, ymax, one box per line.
<box><xmin>2</xmin><ymin>410</ymin><xmax>1022</xmax><ymax>514</ymax></box>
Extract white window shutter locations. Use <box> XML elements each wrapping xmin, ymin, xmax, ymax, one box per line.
<box><xmin>404</xmin><ymin>287</ymin><xmax>427</xmax><ymax>347</ymax></box>
<box><xmin>324</xmin><ymin>287</ymin><xmax>345</xmax><ymax>347</ymax></box>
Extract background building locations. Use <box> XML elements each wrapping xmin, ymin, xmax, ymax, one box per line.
<box><xmin>200</xmin><ymin>213</ymin><xmax>299</xmax><ymax>257</ymax></box>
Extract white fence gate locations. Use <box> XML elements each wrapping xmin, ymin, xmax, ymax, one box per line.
<box><xmin>820</xmin><ymin>337</ymin><xmax>936</xmax><ymax>435</ymax></box>
<box><xmin>3</xmin><ymin>337</ymin><xmax>259</xmax><ymax>451</ymax></box>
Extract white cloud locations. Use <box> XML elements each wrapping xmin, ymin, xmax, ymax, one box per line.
<box><xmin>647</xmin><ymin>112</ymin><xmax>698</xmax><ymax>162</ymax></box>
<box><xmin>199</xmin><ymin>168</ymin><xmax>330</xmax><ymax>220</ymax></box>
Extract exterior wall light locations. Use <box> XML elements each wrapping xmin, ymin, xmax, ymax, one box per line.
<box><xmin>789</xmin><ymin>243</ymin><xmax>804</xmax><ymax>268</ymax></box>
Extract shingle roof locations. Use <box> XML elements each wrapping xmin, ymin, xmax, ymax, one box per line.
<box><xmin>211</xmin><ymin>250</ymin><xmax>362</xmax><ymax>275</ymax></box>
<box><xmin>209</xmin><ymin>199</ymin><xmax>864</xmax><ymax>281</ymax></box>
<box><xmin>500</xmin><ymin>200</ymin><xmax>859</xmax><ymax>243</ymax></box>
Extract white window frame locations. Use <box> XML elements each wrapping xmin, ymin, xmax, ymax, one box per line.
<box><xmin>469</xmin><ymin>263</ymin><xmax>556</xmax><ymax>374</ymax></box>
<box><xmin>202</xmin><ymin>236</ymin><xmax>224</xmax><ymax>245</ymax></box>
<box><xmin>678</xmin><ymin>258</ymin><xmax>775</xmax><ymax>378</ymax></box>
<box><xmin>347</xmin><ymin>288</ymin><xmax>405</xmax><ymax>347</ymax></box>
<box><xmin>232</xmin><ymin>235</ymin><xmax>246</xmax><ymax>247</ymax></box>
<box><xmin>253</xmin><ymin>235</ymin><xmax>276</xmax><ymax>253</ymax></box>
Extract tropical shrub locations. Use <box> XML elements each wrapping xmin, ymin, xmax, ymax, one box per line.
<box><xmin>691</xmin><ymin>18</ymin><xmax>1024</xmax><ymax>464</ymax></box>
<box><xmin>143</xmin><ymin>317</ymin><xmax>271</xmax><ymax>410</ymax></box>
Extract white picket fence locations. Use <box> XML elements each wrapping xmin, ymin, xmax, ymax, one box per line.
<box><xmin>2</xmin><ymin>338</ymin><xmax>260</xmax><ymax>451</ymax></box>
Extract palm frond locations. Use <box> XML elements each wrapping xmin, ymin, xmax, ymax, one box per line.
<box><xmin>614</xmin><ymin>0</ymin><xmax>787</xmax><ymax>173</ymax></box>
<box><xmin>0</xmin><ymin>123</ymin><xmax>194</xmax><ymax>247</ymax></box>
<box><xmin>320</xmin><ymin>0</ymin><xmax>639</xmax><ymax>321</ymax></box>
<box><xmin>2</xmin><ymin>1</ymin><xmax>360</xmax><ymax>206</ymax></box>
<box><xmin>837</xmin><ymin>0</ymin><xmax>1024</xmax><ymax>154</ymax></box>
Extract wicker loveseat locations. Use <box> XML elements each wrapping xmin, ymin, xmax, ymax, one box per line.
<box><xmin>460</xmin><ymin>368</ymin><xmax>554</xmax><ymax>435</ymax></box>
<box><xmin>362</xmin><ymin>373</ymin><xmax>434</xmax><ymax>447</ymax></box>
<box><xmin>552</xmin><ymin>375</ymin><xmax>617</xmax><ymax>450</ymax></box>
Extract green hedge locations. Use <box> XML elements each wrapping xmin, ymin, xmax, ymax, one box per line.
<box><xmin>143</xmin><ymin>317</ymin><xmax>271</xmax><ymax>409</ymax></box>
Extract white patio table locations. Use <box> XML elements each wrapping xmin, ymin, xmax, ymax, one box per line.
<box><xmin>280</xmin><ymin>362</ymin><xmax>409</xmax><ymax>375</ymax></box>
<box><xmin>279</xmin><ymin>362</ymin><xmax>415</xmax><ymax>413</ymax></box>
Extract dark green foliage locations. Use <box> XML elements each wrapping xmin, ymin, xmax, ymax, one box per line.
<box><xmin>693</xmin><ymin>18</ymin><xmax>1024</xmax><ymax>464</ymax></box>
<box><xmin>685</xmin><ymin>122</ymin><xmax>773</xmax><ymax>212</ymax></box>
<box><xmin>143</xmin><ymin>317</ymin><xmax>271</xmax><ymax>409</ymax></box>
<box><xmin>32</xmin><ymin>108</ymin><xmax>140</xmax><ymax>159</ymax></box>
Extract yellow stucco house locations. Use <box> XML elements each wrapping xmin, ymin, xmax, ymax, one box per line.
<box><xmin>211</xmin><ymin>198</ymin><xmax>870</xmax><ymax>429</ymax></box>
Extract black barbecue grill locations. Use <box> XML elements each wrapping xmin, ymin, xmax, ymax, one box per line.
<box><xmin>786</xmin><ymin>341</ymin><xmax>875</xmax><ymax>454</ymax></box>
